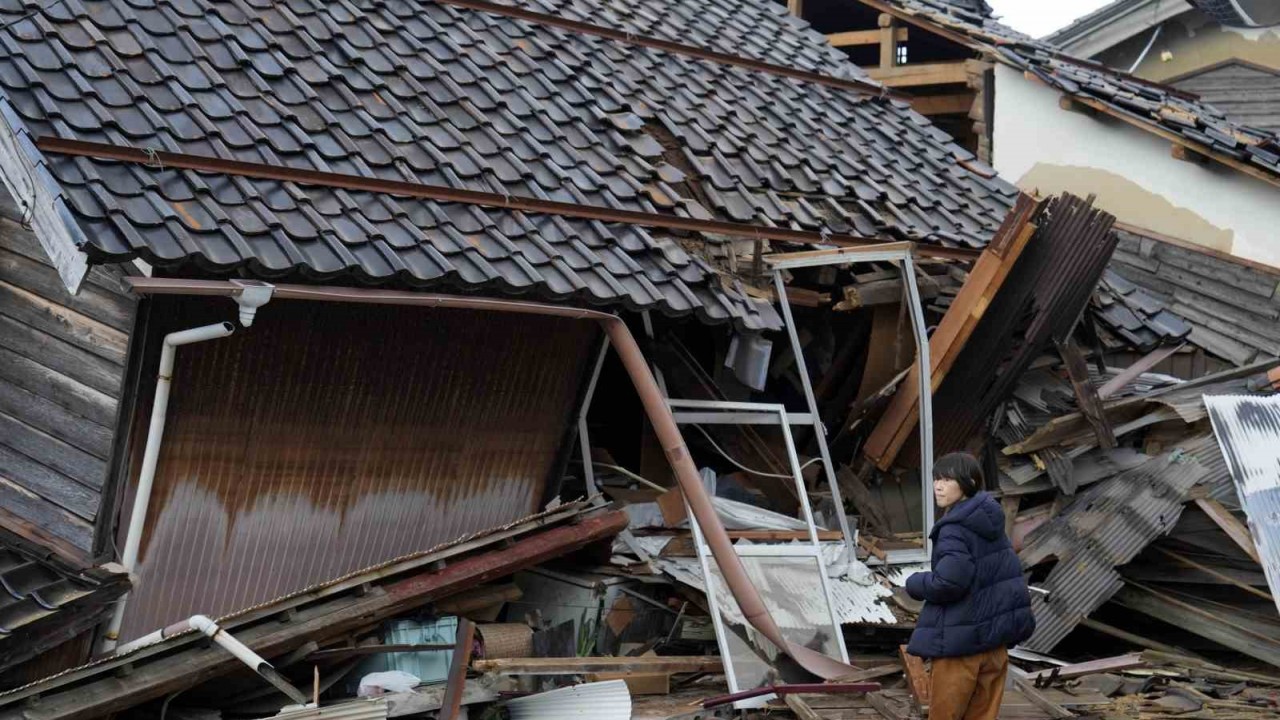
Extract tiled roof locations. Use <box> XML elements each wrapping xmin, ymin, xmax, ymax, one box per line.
<box><xmin>0</xmin><ymin>0</ymin><xmax>1018</xmax><ymax>332</ymax></box>
<box><xmin>1104</xmin><ymin>229</ymin><xmax>1280</xmax><ymax>365</ymax></box>
<box><xmin>872</xmin><ymin>0</ymin><xmax>1280</xmax><ymax>183</ymax></box>
<box><xmin>0</xmin><ymin>542</ymin><xmax>127</xmax><ymax>674</ymax></box>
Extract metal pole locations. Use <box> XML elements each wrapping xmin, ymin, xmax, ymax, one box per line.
<box><xmin>899</xmin><ymin>257</ymin><xmax>935</xmax><ymax>555</ymax></box>
<box><xmin>771</xmin><ymin>271</ymin><xmax>859</xmax><ymax>563</ymax></box>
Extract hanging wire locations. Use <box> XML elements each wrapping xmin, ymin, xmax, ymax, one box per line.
<box><xmin>688</xmin><ymin>424</ymin><xmax>821</xmax><ymax>479</ymax></box>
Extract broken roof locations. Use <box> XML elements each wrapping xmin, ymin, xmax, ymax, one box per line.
<box><xmin>0</xmin><ymin>541</ymin><xmax>127</xmax><ymax>677</ymax></box>
<box><xmin>865</xmin><ymin>0</ymin><xmax>1280</xmax><ymax>187</ymax></box>
<box><xmin>0</xmin><ymin>0</ymin><xmax>1016</xmax><ymax>331</ymax></box>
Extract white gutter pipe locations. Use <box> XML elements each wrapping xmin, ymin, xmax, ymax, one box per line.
<box><xmin>100</xmin><ymin>322</ymin><xmax>236</xmax><ymax>653</ymax></box>
<box><xmin>116</xmin><ymin>615</ymin><xmax>308</xmax><ymax>704</ymax></box>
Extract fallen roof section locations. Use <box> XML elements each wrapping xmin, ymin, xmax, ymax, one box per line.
<box><xmin>0</xmin><ymin>502</ymin><xmax>627</xmax><ymax>717</ymax></box>
<box><xmin>1018</xmin><ymin>443</ymin><xmax>1210</xmax><ymax>652</ymax></box>
<box><xmin>0</xmin><ymin>0</ymin><xmax>1016</xmax><ymax>332</ymax></box>
<box><xmin>1205</xmin><ymin>394</ymin><xmax>1280</xmax><ymax>617</ymax></box>
<box><xmin>0</xmin><ymin>544</ymin><xmax>127</xmax><ymax>678</ymax></box>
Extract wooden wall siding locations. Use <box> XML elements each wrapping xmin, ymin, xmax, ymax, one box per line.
<box><xmin>0</xmin><ymin>217</ymin><xmax>136</xmax><ymax>563</ymax></box>
<box><xmin>1171</xmin><ymin>62</ymin><xmax>1280</xmax><ymax>133</ymax></box>
<box><xmin>117</xmin><ymin>299</ymin><xmax>594</xmax><ymax>642</ymax></box>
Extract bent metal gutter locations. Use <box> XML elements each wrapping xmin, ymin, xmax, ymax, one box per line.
<box><xmin>124</xmin><ymin>277</ymin><xmax>858</xmax><ymax>681</ymax></box>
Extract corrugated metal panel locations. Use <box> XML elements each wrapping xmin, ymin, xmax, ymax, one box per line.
<box><xmin>505</xmin><ymin>679</ymin><xmax>631</xmax><ymax>720</ymax></box>
<box><xmin>1205</xmin><ymin>394</ymin><xmax>1280</xmax><ymax>616</ymax></box>
<box><xmin>260</xmin><ymin>698</ymin><xmax>388</xmax><ymax>720</ymax></box>
<box><xmin>1019</xmin><ymin>445</ymin><xmax>1208</xmax><ymax>651</ymax></box>
<box><xmin>654</xmin><ymin>554</ymin><xmax>923</xmax><ymax>626</ymax></box>
<box><xmin>118</xmin><ymin>300</ymin><xmax>594</xmax><ymax>641</ymax></box>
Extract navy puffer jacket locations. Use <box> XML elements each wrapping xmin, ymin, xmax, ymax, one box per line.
<box><xmin>905</xmin><ymin>491</ymin><xmax>1035</xmax><ymax>659</ymax></box>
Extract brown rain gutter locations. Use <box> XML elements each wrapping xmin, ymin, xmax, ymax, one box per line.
<box><xmin>36</xmin><ymin>138</ymin><xmax>980</xmax><ymax>263</ymax></box>
<box><xmin>126</xmin><ymin>277</ymin><xmax>858</xmax><ymax>681</ymax></box>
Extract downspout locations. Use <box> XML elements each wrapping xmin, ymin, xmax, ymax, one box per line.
<box><xmin>115</xmin><ymin>615</ymin><xmax>307</xmax><ymax>705</ymax></box>
<box><xmin>100</xmin><ymin>322</ymin><xmax>236</xmax><ymax>653</ymax></box>
<box><xmin>123</xmin><ymin>278</ymin><xmax>858</xmax><ymax>680</ymax></box>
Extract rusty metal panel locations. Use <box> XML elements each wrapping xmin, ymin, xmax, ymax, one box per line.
<box><xmin>118</xmin><ymin>300</ymin><xmax>594</xmax><ymax>641</ymax></box>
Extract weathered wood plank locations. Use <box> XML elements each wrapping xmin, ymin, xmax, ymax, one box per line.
<box><xmin>0</xmin><ymin>444</ymin><xmax>98</xmax><ymax>520</ymax></box>
<box><xmin>0</xmin><ymin>378</ymin><xmax>113</xmax><ymax>459</ymax></box>
<box><xmin>0</xmin><ymin>314</ymin><xmax>124</xmax><ymax>396</ymax></box>
<box><xmin>1056</xmin><ymin>337</ymin><xmax>1116</xmax><ymax>450</ymax></box>
<box><xmin>0</xmin><ymin>477</ymin><xmax>93</xmax><ymax>554</ymax></box>
<box><xmin>0</xmin><ymin>244</ymin><xmax>135</xmax><ymax>332</ymax></box>
<box><xmin>1195</xmin><ymin>498</ymin><xmax>1261</xmax><ymax>564</ymax></box>
<box><xmin>0</xmin><ymin>280</ymin><xmax>129</xmax><ymax>364</ymax></box>
<box><xmin>0</xmin><ymin>219</ymin><xmax>136</xmax><ymax>300</ymax></box>
<box><xmin>0</xmin><ymin>410</ymin><xmax>106</xmax><ymax>491</ymax></box>
<box><xmin>865</xmin><ymin>62</ymin><xmax>968</xmax><ymax>87</ymax></box>
<box><xmin>0</xmin><ymin>345</ymin><xmax>117</xmax><ymax>427</ymax></box>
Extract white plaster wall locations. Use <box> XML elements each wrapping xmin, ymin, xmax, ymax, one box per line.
<box><xmin>991</xmin><ymin>63</ymin><xmax>1280</xmax><ymax>269</ymax></box>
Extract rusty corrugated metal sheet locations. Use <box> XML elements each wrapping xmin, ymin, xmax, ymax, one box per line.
<box><xmin>933</xmin><ymin>193</ymin><xmax>1119</xmax><ymax>456</ymax></box>
<box><xmin>118</xmin><ymin>300</ymin><xmax>594</xmax><ymax>641</ymax></box>
<box><xmin>1205</xmin><ymin>394</ymin><xmax>1280</xmax><ymax>616</ymax></box>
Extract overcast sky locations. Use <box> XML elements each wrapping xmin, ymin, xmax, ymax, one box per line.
<box><xmin>986</xmin><ymin>0</ymin><xmax>1116</xmax><ymax>38</ymax></box>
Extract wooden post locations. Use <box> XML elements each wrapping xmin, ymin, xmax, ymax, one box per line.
<box><xmin>898</xmin><ymin>644</ymin><xmax>930</xmax><ymax>713</ymax></box>
<box><xmin>1055</xmin><ymin>336</ymin><xmax>1116</xmax><ymax>448</ymax></box>
<box><xmin>787</xmin><ymin>0</ymin><xmax>802</xmax><ymax>17</ymax></box>
<box><xmin>441</xmin><ymin>619</ymin><xmax>477</xmax><ymax>720</ymax></box>
<box><xmin>879</xmin><ymin>14</ymin><xmax>897</xmax><ymax>69</ymax></box>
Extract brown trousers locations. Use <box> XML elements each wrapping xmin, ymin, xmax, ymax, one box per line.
<box><xmin>928</xmin><ymin>646</ymin><xmax>1008</xmax><ymax>720</ymax></box>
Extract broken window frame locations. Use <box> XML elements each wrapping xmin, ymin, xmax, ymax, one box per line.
<box><xmin>768</xmin><ymin>243</ymin><xmax>936</xmax><ymax>560</ymax></box>
<box><xmin>683</xmin><ymin>401</ymin><xmax>850</xmax><ymax>709</ymax></box>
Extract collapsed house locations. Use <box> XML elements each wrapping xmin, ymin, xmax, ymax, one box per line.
<box><xmin>0</xmin><ymin>0</ymin><xmax>1276</xmax><ymax>718</ymax></box>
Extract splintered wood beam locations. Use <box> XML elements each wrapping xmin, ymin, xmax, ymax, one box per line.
<box><xmin>1056</xmin><ymin>336</ymin><xmax>1116</xmax><ymax>448</ymax></box>
<box><xmin>826</xmin><ymin>27</ymin><xmax>908</xmax><ymax>48</ymax></box>
<box><xmin>898</xmin><ymin>645</ymin><xmax>930</xmax><ymax>712</ymax></box>
<box><xmin>1195</xmin><ymin>498</ymin><xmax>1262</xmax><ymax>564</ymax></box>
<box><xmin>908</xmin><ymin>93</ymin><xmax>974</xmax><ymax>116</ymax></box>
<box><xmin>866</xmin><ymin>62</ymin><xmax>968</xmax><ymax>87</ymax></box>
<box><xmin>441</xmin><ymin>619</ymin><xmax>476</xmax><ymax>720</ymax></box>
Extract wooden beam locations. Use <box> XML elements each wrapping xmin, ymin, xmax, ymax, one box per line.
<box><xmin>440</xmin><ymin>619</ymin><xmax>476</xmax><ymax>720</ymax></box>
<box><xmin>879</xmin><ymin>14</ymin><xmax>897</xmax><ymax>70</ymax></box>
<box><xmin>898</xmin><ymin>644</ymin><xmax>930</xmax><ymax>713</ymax></box>
<box><xmin>1195</xmin><ymin>498</ymin><xmax>1262</xmax><ymax>564</ymax></box>
<box><xmin>1058</xmin><ymin>95</ymin><xmax>1097</xmax><ymax>116</ymax></box>
<box><xmin>1056</xmin><ymin>336</ymin><xmax>1116</xmax><ymax>449</ymax></box>
<box><xmin>1153</xmin><ymin>546</ymin><xmax>1273</xmax><ymax>602</ymax></box>
<box><xmin>1172</xmin><ymin>143</ymin><xmax>1209</xmax><ymax>164</ymax></box>
<box><xmin>865</xmin><ymin>195</ymin><xmax>1040</xmax><ymax>469</ymax></box>
<box><xmin>1115</xmin><ymin>583</ymin><xmax>1280</xmax><ymax>668</ymax></box>
<box><xmin>1080</xmin><ymin>618</ymin><xmax>1193</xmax><ymax>656</ymax></box>
<box><xmin>866</xmin><ymin>61</ymin><xmax>969</xmax><ymax>87</ymax></box>
<box><xmin>787</xmin><ymin>0</ymin><xmax>802</xmax><ymax>16</ymax></box>
<box><xmin>1026</xmin><ymin>653</ymin><xmax>1145</xmax><ymax>682</ymax></box>
<box><xmin>827</xmin><ymin>27</ymin><xmax>908</xmax><ymax>48</ymax></box>
<box><xmin>908</xmin><ymin>93</ymin><xmax>974</xmax><ymax>116</ymax></box>
<box><xmin>471</xmin><ymin>656</ymin><xmax>724</xmax><ymax>675</ymax></box>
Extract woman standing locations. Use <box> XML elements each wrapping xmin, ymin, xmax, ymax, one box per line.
<box><xmin>905</xmin><ymin>452</ymin><xmax>1036</xmax><ymax>720</ymax></box>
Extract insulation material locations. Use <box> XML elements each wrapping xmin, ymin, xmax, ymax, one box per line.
<box><xmin>1205</xmin><ymin>394</ymin><xmax>1280</xmax><ymax>616</ymax></box>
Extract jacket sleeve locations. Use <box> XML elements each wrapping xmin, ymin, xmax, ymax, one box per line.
<box><xmin>904</xmin><ymin>527</ymin><xmax>975</xmax><ymax>605</ymax></box>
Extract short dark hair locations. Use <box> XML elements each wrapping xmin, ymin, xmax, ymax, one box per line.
<box><xmin>933</xmin><ymin>452</ymin><xmax>983</xmax><ymax>497</ymax></box>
